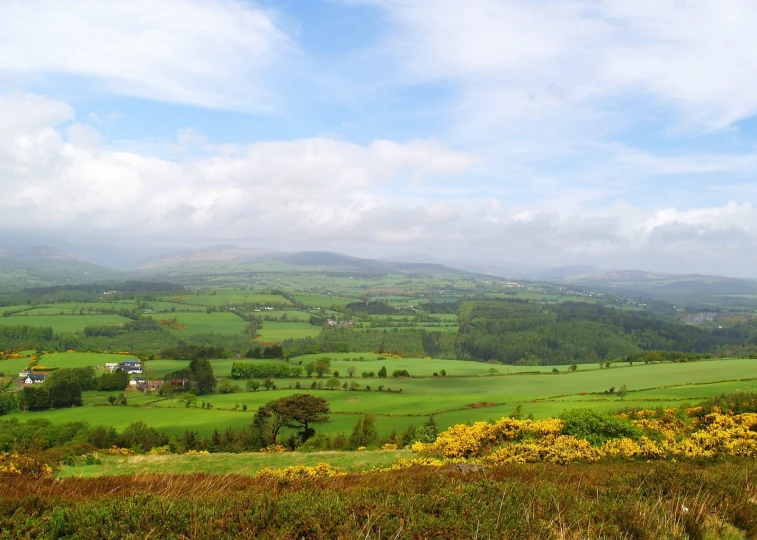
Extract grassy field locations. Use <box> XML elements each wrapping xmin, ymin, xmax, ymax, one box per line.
<box><xmin>0</xmin><ymin>356</ymin><xmax>34</xmax><ymax>375</ymax></box>
<box><xmin>9</xmin><ymin>358</ymin><xmax>757</xmax><ymax>439</ymax></box>
<box><xmin>0</xmin><ymin>314</ymin><xmax>132</xmax><ymax>333</ymax></box>
<box><xmin>288</xmin><ymin>293</ymin><xmax>355</xmax><ymax>308</ymax></box>
<box><xmin>254</xmin><ymin>309</ymin><xmax>313</xmax><ymax>321</ymax></box>
<box><xmin>59</xmin><ymin>449</ymin><xmax>410</xmax><ymax>478</ymax></box>
<box><xmin>142</xmin><ymin>301</ymin><xmax>206</xmax><ymax>313</ymax></box>
<box><xmin>36</xmin><ymin>352</ymin><xmax>138</xmax><ymax>369</ymax></box>
<box><xmin>162</xmin><ymin>312</ymin><xmax>248</xmax><ymax>335</ymax></box>
<box><xmin>164</xmin><ymin>291</ymin><xmax>291</xmax><ymax>306</ymax></box>
<box><xmin>256</xmin><ymin>321</ymin><xmax>322</xmax><ymax>341</ymax></box>
<box><xmin>290</xmin><ymin>353</ymin><xmax>504</xmax><ymax>377</ymax></box>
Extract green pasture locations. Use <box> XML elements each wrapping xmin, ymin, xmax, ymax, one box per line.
<box><xmin>256</xmin><ymin>321</ymin><xmax>322</xmax><ymax>341</ymax></box>
<box><xmin>82</xmin><ymin>390</ymin><xmax>162</xmax><ymax>407</ymax></box>
<box><xmin>58</xmin><ymin>449</ymin><xmax>410</xmax><ymax>478</ymax></box>
<box><xmin>0</xmin><ymin>314</ymin><xmax>132</xmax><ymax>333</ymax></box>
<box><xmin>164</xmin><ymin>291</ymin><xmax>291</xmax><ymax>307</ymax></box>
<box><xmin>5</xmin><ymin>402</ymin><xmax>417</xmax><ymax>438</ymax></box>
<box><xmin>0</xmin><ymin>357</ymin><xmax>34</xmax><ymax>375</ymax></box>
<box><xmin>288</xmin><ymin>293</ymin><xmax>355</xmax><ymax>308</ymax></box>
<box><xmin>288</xmin><ymin>354</ymin><xmax>499</xmax><ymax>377</ymax></box>
<box><xmin>3</xmin><ymin>302</ymin><xmax>139</xmax><ymax>316</ymax></box>
<box><xmin>7</xmin><ymin>358</ymin><xmax>757</xmax><ymax>440</ymax></box>
<box><xmin>37</xmin><ymin>352</ymin><xmax>138</xmax><ymax>370</ymax></box>
<box><xmin>162</xmin><ymin>312</ymin><xmax>248</xmax><ymax>335</ymax></box>
<box><xmin>252</xmin><ymin>309</ymin><xmax>312</xmax><ymax>322</ymax></box>
<box><xmin>142</xmin><ymin>301</ymin><xmax>205</xmax><ymax>313</ymax></box>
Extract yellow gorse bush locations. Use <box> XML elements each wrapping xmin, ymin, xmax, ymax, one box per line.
<box><xmin>413</xmin><ymin>411</ymin><xmax>757</xmax><ymax>465</ymax></box>
<box><xmin>103</xmin><ymin>446</ymin><xmax>135</xmax><ymax>455</ymax></box>
<box><xmin>415</xmin><ymin>417</ymin><xmax>564</xmax><ymax>458</ymax></box>
<box><xmin>255</xmin><ymin>463</ymin><xmax>343</xmax><ymax>481</ymax></box>
<box><xmin>0</xmin><ymin>453</ymin><xmax>52</xmax><ymax>476</ymax></box>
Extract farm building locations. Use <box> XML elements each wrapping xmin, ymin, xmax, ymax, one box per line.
<box><xmin>107</xmin><ymin>360</ymin><xmax>142</xmax><ymax>373</ymax></box>
<box><xmin>22</xmin><ymin>372</ymin><xmax>47</xmax><ymax>384</ymax></box>
<box><xmin>129</xmin><ymin>376</ymin><xmax>147</xmax><ymax>387</ymax></box>
<box><xmin>117</xmin><ymin>360</ymin><xmax>143</xmax><ymax>374</ymax></box>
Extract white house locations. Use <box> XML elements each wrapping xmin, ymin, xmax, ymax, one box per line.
<box><xmin>23</xmin><ymin>373</ymin><xmax>47</xmax><ymax>384</ymax></box>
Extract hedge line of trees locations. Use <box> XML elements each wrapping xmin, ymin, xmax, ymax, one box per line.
<box><xmin>230</xmin><ymin>362</ymin><xmax>303</xmax><ymax>379</ymax></box>
<box><xmin>158</xmin><ymin>345</ymin><xmax>228</xmax><ymax>360</ymax></box>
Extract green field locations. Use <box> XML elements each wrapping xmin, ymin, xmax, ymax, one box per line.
<box><xmin>164</xmin><ymin>291</ymin><xmax>291</xmax><ymax>306</ymax></box>
<box><xmin>253</xmin><ymin>309</ymin><xmax>313</xmax><ymax>321</ymax></box>
<box><xmin>37</xmin><ymin>352</ymin><xmax>138</xmax><ymax>369</ymax></box>
<box><xmin>288</xmin><ymin>293</ymin><xmax>355</xmax><ymax>308</ymax></box>
<box><xmin>0</xmin><ymin>356</ymin><xmax>34</xmax><ymax>375</ymax></box>
<box><xmin>290</xmin><ymin>353</ymin><xmax>504</xmax><ymax>377</ymax></box>
<box><xmin>9</xmin><ymin>358</ymin><xmax>757</xmax><ymax>439</ymax></box>
<box><xmin>256</xmin><ymin>321</ymin><xmax>322</xmax><ymax>341</ymax></box>
<box><xmin>162</xmin><ymin>312</ymin><xmax>248</xmax><ymax>335</ymax></box>
<box><xmin>0</xmin><ymin>314</ymin><xmax>132</xmax><ymax>333</ymax></box>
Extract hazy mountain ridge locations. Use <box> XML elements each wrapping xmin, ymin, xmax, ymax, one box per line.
<box><xmin>3</xmin><ymin>244</ymin><xmax>757</xmax><ymax>305</ymax></box>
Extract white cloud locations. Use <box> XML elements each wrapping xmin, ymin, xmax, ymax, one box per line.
<box><xmin>0</xmin><ymin>0</ymin><xmax>291</xmax><ymax>111</ymax></box>
<box><xmin>2</xmin><ymin>91</ymin><xmax>757</xmax><ymax>276</ymax></box>
<box><xmin>364</xmin><ymin>0</ymin><xmax>757</xmax><ymax>132</ymax></box>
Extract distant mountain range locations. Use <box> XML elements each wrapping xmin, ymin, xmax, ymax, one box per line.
<box><xmin>2</xmin><ymin>244</ymin><xmax>756</xmax><ymax>305</ymax></box>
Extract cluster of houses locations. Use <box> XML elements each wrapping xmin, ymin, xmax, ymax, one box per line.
<box><xmin>129</xmin><ymin>376</ymin><xmax>190</xmax><ymax>391</ymax></box>
<box><xmin>129</xmin><ymin>377</ymin><xmax>163</xmax><ymax>390</ymax></box>
<box><xmin>327</xmin><ymin>319</ymin><xmax>354</xmax><ymax>326</ymax></box>
<box><xmin>18</xmin><ymin>371</ymin><xmax>47</xmax><ymax>385</ymax></box>
<box><xmin>105</xmin><ymin>360</ymin><xmax>143</xmax><ymax>374</ymax></box>
<box><xmin>16</xmin><ymin>358</ymin><xmax>188</xmax><ymax>393</ymax></box>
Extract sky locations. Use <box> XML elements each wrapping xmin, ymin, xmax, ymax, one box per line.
<box><xmin>1</xmin><ymin>0</ymin><xmax>756</xmax><ymax>276</ymax></box>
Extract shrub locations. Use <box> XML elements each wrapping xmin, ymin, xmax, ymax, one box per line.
<box><xmin>560</xmin><ymin>409</ymin><xmax>642</xmax><ymax>445</ymax></box>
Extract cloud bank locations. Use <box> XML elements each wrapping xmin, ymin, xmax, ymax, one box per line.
<box><xmin>0</xmin><ymin>1</ymin><xmax>756</xmax><ymax>276</ymax></box>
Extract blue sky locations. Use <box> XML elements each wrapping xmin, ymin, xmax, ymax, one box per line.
<box><xmin>1</xmin><ymin>0</ymin><xmax>756</xmax><ymax>276</ymax></box>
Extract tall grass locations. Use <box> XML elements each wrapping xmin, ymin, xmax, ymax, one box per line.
<box><xmin>2</xmin><ymin>460</ymin><xmax>757</xmax><ymax>538</ymax></box>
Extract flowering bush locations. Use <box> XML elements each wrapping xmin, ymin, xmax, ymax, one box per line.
<box><xmin>260</xmin><ymin>445</ymin><xmax>287</xmax><ymax>453</ymax></box>
<box><xmin>255</xmin><ymin>463</ymin><xmax>343</xmax><ymax>481</ymax></box>
<box><xmin>103</xmin><ymin>446</ymin><xmax>134</xmax><ymax>455</ymax></box>
<box><xmin>0</xmin><ymin>453</ymin><xmax>53</xmax><ymax>476</ymax></box>
<box><xmin>412</xmin><ymin>409</ymin><xmax>757</xmax><ymax>465</ymax></box>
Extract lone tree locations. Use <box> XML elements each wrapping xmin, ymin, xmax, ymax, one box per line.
<box><xmin>617</xmin><ymin>384</ymin><xmax>629</xmax><ymax>401</ymax></box>
<box><xmin>313</xmin><ymin>360</ymin><xmax>330</xmax><ymax>378</ymax></box>
<box><xmin>269</xmin><ymin>393</ymin><xmax>330</xmax><ymax>442</ymax></box>
<box><xmin>377</xmin><ymin>366</ymin><xmax>387</xmax><ymax>378</ymax></box>
<box><xmin>189</xmin><ymin>358</ymin><xmax>217</xmax><ymax>395</ymax></box>
<box><xmin>347</xmin><ymin>366</ymin><xmax>356</xmax><ymax>378</ymax></box>
<box><xmin>349</xmin><ymin>413</ymin><xmax>378</xmax><ymax>449</ymax></box>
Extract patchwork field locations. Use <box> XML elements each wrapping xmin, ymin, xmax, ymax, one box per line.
<box><xmin>0</xmin><ymin>314</ymin><xmax>132</xmax><ymax>333</ymax></box>
<box><xmin>7</xmin><ymin>358</ymin><xmax>757</xmax><ymax>439</ymax></box>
